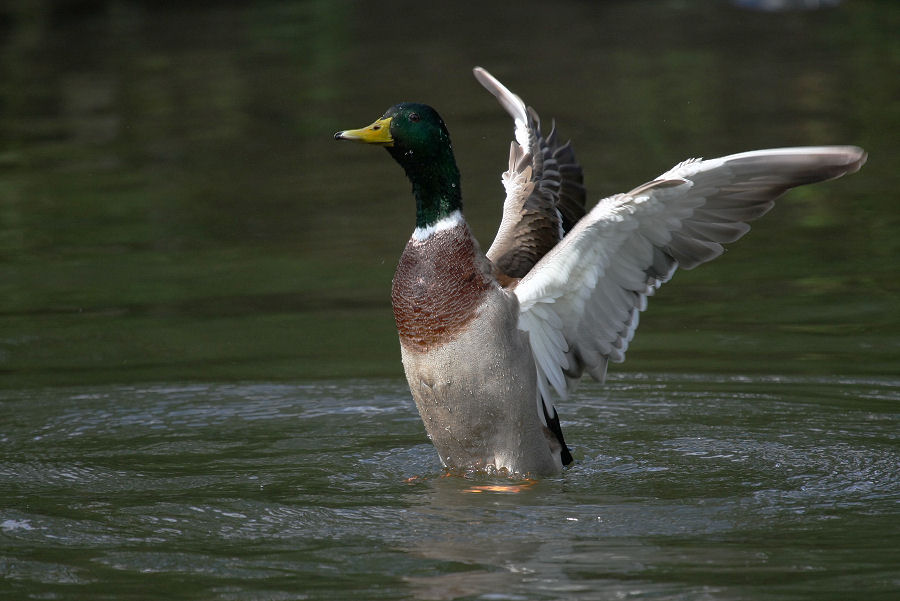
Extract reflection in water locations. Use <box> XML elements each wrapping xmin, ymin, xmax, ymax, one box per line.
<box><xmin>0</xmin><ymin>0</ymin><xmax>896</xmax><ymax>387</ymax></box>
<box><xmin>403</xmin><ymin>476</ymin><xmax>573</xmax><ymax>601</ymax></box>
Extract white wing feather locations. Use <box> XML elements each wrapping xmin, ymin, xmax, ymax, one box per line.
<box><xmin>473</xmin><ymin>67</ymin><xmax>531</xmax><ymax>154</ymax></box>
<box><xmin>514</xmin><ymin>146</ymin><xmax>867</xmax><ymax>404</ymax></box>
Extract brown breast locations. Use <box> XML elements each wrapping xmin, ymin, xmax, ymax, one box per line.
<box><xmin>391</xmin><ymin>224</ymin><xmax>494</xmax><ymax>351</ymax></box>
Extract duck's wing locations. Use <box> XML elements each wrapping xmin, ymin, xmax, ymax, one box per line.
<box><xmin>473</xmin><ymin>67</ymin><xmax>586</xmax><ymax>279</ymax></box>
<box><xmin>514</xmin><ymin>146</ymin><xmax>867</xmax><ymax>404</ymax></box>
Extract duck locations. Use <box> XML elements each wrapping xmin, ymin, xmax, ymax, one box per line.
<box><xmin>334</xmin><ymin>67</ymin><xmax>867</xmax><ymax>477</ymax></box>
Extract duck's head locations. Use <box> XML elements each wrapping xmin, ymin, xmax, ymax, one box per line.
<box><xmin>335</xmin><ymin>102</ymin><xmax>462</xmax><ymax>228</ymax></box>
<box><xmin>334</xmin><ymin>102</ymin><xmax>450</xmax><ymax>158</ymax></box>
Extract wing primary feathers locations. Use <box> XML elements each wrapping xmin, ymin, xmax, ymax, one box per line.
<box><xmin>514</xmin><ymin>145</ymin><xmax>866</xmax><ymax>403</ymax></box>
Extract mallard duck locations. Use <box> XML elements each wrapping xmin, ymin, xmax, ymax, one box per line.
<box><xmin>334</xmin><ymin>67</ymin><xmax>866</xmax><ymax>477</ymax></box>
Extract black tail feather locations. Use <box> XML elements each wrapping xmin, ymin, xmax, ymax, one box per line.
<box><xmin>542</xmin><ymin>400</ymin><xmax>573</xmax><ymax>466</ymax></box>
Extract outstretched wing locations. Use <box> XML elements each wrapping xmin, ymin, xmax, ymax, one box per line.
<box><xmin>473</xmin><ymin>67</ymin><xmax>586</xmax><ymax>279</ymax></box>
<box><xmin>514</xmin><ymin>146</ymin><xmax>867</xmax><ymax>404</ymax></box>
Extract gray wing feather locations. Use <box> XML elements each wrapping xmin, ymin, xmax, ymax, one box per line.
<box><xmin>473</xmin><ymin>67</ymin><xmax>586</xmax><ymax>279</ymax></box>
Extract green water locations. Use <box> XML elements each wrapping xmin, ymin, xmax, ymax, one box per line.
<box><xmin>2</xmin><ymin>377</ymin><xmax>898</xmax><ymax>600</ymax></box>
<box><xmin>1</xmin><ymin>0</ymin><xmax>898</xmax><ymax>599</ymax></box>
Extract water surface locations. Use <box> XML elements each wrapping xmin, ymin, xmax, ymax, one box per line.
<box><xmin>2</xmin><ymin>377</ymin><xmax>898</xmax><ymax>600</ymax></box>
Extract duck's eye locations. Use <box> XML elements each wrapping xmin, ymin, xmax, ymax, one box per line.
<box><xmin>408</xmin><ymin>112</ymin><xmax>420</xmax><ymax>123</ymax></box>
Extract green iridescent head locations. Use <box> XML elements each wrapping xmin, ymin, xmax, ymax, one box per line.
<box><xmin>335</xmin><ymin>103</ymin><xmax>462</xmax><ymax>228</ymax></box>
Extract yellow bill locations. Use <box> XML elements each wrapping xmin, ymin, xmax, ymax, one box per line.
<box><xmin>334</xmin><ymin>117</ymin><xmax>393</xmax><ymax>146</ymax></box>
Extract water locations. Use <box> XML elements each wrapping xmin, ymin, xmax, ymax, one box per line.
<box><xmin>2</xmin><ymin>0</ymin><xmax>899</xmax><ymax>599</ymax></box>
<box><xmin>2</xmin><ymin>377</ymin><xmax>898</xmax><ymax>600</ymax></box>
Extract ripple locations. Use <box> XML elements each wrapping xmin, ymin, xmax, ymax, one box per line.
<box><xmin>1</xmin><ymin>375</ymin><xmax>897</xmax><ymax>600</ymax></box>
